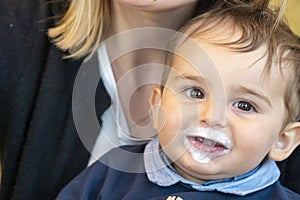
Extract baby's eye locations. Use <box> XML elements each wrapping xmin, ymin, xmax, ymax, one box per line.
<box><xmin>233</xmin><ymin>101</ymin><xmax>256</xmax><ymax>112</ymax></box>
<box><xmin>185</xmin><ymin>88</ymin><xmax>205</xmax><ymax>99</ymax></box>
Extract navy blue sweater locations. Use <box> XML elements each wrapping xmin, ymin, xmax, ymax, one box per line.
<box><xmin>56</xmin><ymin>145</ymin><xmax>300</xmax><ymax>200</ymax></box>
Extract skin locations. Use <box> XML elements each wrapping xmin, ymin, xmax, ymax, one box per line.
<box><xmin>115</xmin><ymin>0</ymin><xmax>198</xmax><ymax>13</ymax></box>
<box><xmin>150</xmin><ymin>32</ymin><xmax>300</xmax><ymax>184</ymax></box>
<box><xmin>111</xmin><ymin>0</ymin><xmax>199</xmax><ymax>34</ymax></box>
<box><xmin>108</xmin><ymin>0</ymin><xmax>200</xmax><ymax>137</ymax></box>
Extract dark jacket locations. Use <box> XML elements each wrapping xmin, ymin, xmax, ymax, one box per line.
<box><xmin>0</xmin><ymin>0</ymin><xmax>299</xmax><ymax>199</ymax></box>
<box><xmin>0</xmin><ymin>1</ymin><xmax>109</xmax><ymax>199</ymax></box>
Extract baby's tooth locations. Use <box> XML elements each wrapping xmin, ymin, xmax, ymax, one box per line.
<box><xmin>203</xmin><ymin>139</ymin><xmax>215</xmax><ymax>146</ymax></box>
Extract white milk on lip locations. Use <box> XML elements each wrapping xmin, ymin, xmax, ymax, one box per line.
<box><xmin>183</xmin><ymin>127</ymin><xmax>232</xmax><ymax>163</ymax></box>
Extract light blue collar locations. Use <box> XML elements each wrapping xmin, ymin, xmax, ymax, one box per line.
<box><xmin>144</xmin><ymin>138</ymin><xmax>280</xmax><ymax>196</ymax></box>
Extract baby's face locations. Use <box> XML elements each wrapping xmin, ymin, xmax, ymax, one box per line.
<box><xmin>152</xmin><ymin>38</ymin><xmax>290</xmax><ymax>183</ymax></box>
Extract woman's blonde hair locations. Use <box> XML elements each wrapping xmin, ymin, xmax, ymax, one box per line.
<box><xmin>48</xmin><ymin>0</ymin><xmax>110</xmax><ymax>59</ymax></box>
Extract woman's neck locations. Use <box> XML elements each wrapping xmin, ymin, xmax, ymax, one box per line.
<box><xmin>109</xmin><ymin>1</ymin><xmax>198</xmax><ymax>35</ymax></box>
<box><xmin>107</xmin><ymin>1</ymin><xmax>199</xmax><ymax>76</ymax></box>
<box><xmin>105</xmin><ymin>1</ymin><xmax>199</xmax><ymax>134</ymax></box>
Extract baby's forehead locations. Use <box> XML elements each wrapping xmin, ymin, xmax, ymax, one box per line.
<box><xmin>177</xmin><ymin>21</ymin><xmax>292</xmax><ymax>74</ymax></box>
<box><xmin>170</xmin><ymin>37</ymin><xmax>292</xmax><ymax>88</ymax></box>
<box><xmin>182</xmin><ymin>16</ymin><xmax>238</xmax><ymax>43</ymax></box>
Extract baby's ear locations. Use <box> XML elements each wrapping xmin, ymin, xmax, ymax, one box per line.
<box><xmin>149</xmin><ymin>87</ymin><xmax>162</xmax><ymax>130</ymax></box>
<box><xmin>269</xmin><ymin>122</ymin><xmax>300</xmax><ymax>161</ymax></box>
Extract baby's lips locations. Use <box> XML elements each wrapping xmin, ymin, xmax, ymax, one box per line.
<box><xmin>185</xmin><ymin>131</ymin><xmax>232</xmax><ymax>150</ymax></box>
<box><xmin>187</xmin><ymin>136</ymin><xmax>227</xmax><ymax>153</ymax></box>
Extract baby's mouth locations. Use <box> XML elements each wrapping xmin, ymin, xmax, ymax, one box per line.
<box><xmin>188</xmin><ymin>136</ymin><xmax>230</xmax><ymax>153</ymax></box>
<box><xmin>183</xmin><ymin>127</ymin><xmax>232</xmax><ymax>163</ymax></box>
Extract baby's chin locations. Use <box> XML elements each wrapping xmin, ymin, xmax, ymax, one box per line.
<box><xmin>172</xmin><ymin>157</ymin><xmax>233</xmax><ymax>184</ymax></box>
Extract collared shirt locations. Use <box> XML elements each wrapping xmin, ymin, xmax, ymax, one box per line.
<box><xmin>144</xmin><ymin>138</ymin><xmax>280</xmax><ymax>196</ymax></box>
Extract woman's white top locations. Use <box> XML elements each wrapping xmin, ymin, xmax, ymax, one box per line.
<box><xmin>88</xmin><ymin>45</ymin><xmax>150</xmax><ymax>165</ymax></box>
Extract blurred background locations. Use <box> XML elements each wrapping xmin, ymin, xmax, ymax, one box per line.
<box><xmin>270</xmin><ymin>0</ymin><xmax>300</xmax><ymax>36</ymax></box>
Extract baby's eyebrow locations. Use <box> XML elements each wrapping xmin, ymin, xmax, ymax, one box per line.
<box><xmin>237</xmin><ymin>85</ymin><xmax>272</xmax><ymax>107</ymax></box>
<box><xmin>173</xmin><ymin>74</ymin><xmax>206</xmax><ymax>83</ymax></box>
